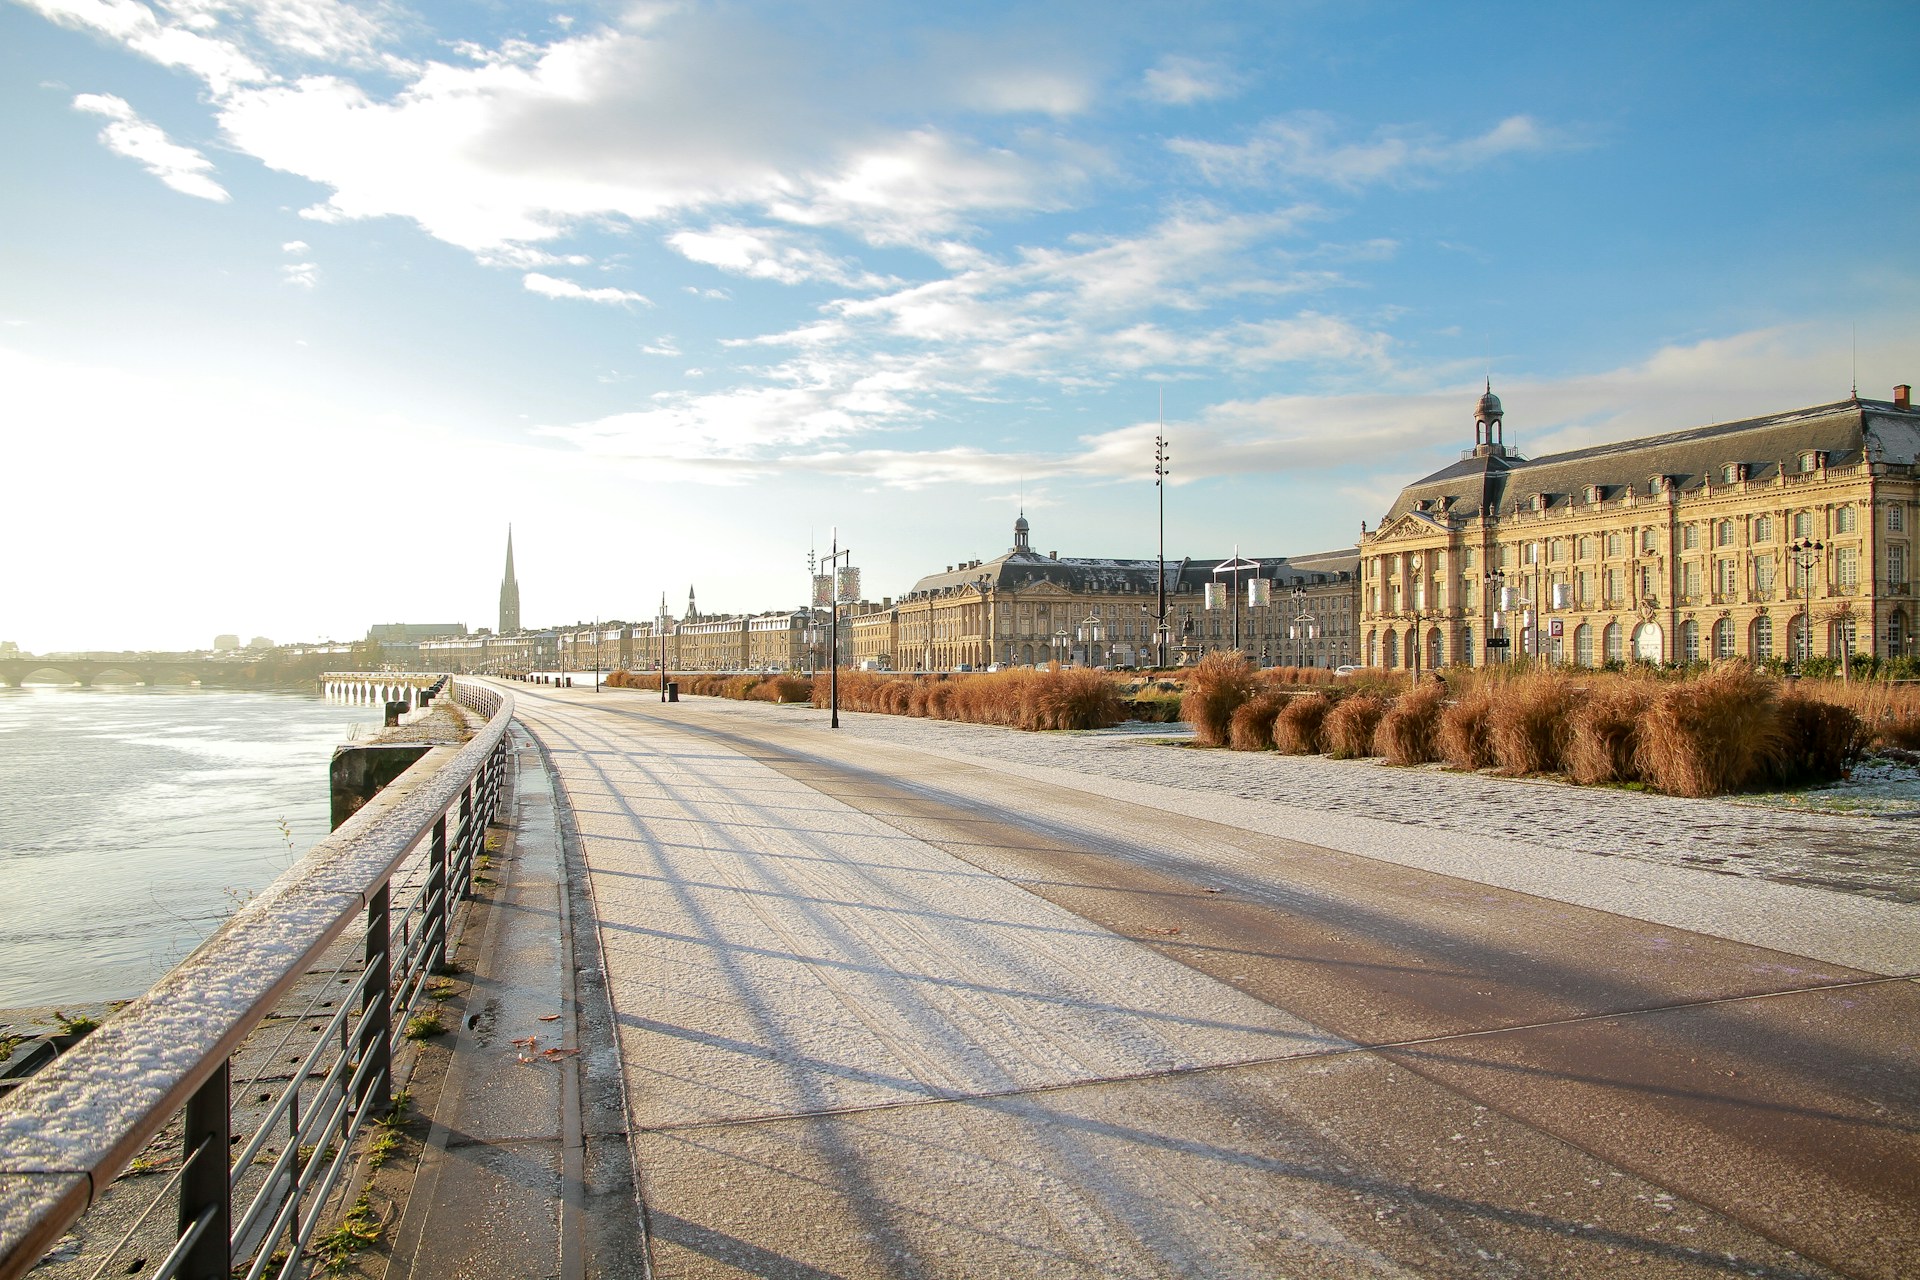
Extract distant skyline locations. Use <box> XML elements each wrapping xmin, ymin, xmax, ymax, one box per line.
<box><xmin>3</xmin><ymin>1</ymin><xmax>1916</xmax><ymax>652</ymax></box>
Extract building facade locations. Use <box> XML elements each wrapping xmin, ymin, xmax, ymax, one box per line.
<box><xmin>892</xmin><ymin>515</ymin><xmax>1358</xmax><ymax>672</ymax></box>
<box><xmin>1358</xmin><ymin>387</ymin><xmax>1920</xmax><ymax>670</ymax></box>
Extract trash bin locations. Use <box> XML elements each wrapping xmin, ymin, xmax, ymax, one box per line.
<box><xmin>565</xmin><ymin>676</ymin><xmax>573</xmax><ymax>687</ymax></box>
<box><xmin>666</xmin><ymin>682</ymin><xmax>680</xmax><ymax>702</ymax></box>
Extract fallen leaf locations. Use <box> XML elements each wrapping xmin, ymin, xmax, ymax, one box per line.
<box><xmin>537</xmin><ymin>1014</ymin><xmax>560</xmax><ymax>1022</ymax></box>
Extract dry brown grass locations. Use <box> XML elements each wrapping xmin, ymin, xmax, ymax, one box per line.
<box><xmin>1324</xmin><ymin>693</ymin><xmax>1388</xmax><ymax>759</ymax></box>
<box><xmin>1435</xmin><ymin>684</ymin><xmax>1499</xmax><ymax>771</ymax></box>
<box><xmin>1273</xmin><ymin>693</ymin><xmax>1332</xmax><ymax>755</ymax></box>
<box><xmin>1769</xmin><ymin>695</ymin><xmax>1868</xmax><ymax>786</ymax></box>
<box><xmin>1805</xmin><ymin>679</ymin><xmax>1920</xmax><ymax>751</ymax></box>
<box><xmin>807</xmin><ymin>667</ymin><xmax>1123</xmax><ymax>731</ymax></box>
<box><xmin>1227</xmin><ymin>690</ymin><xmax>1288</xmax><ymax>751</ymax></box>
<box><xmin>1564</xmin><ymin>683</ymin><xmax>1654</xmax><ymax>786</ymax></box>
<box><xmin>1486</xmin><ymin>672</ymin><xmax>1580</xmax><ymax>776</ymax></box>
<box><xmin>1257</xmin><ymin>666</ymin><xmax>1342</xmax><ymax>689</ymax></box>
<box><xmin>1374</xmin><ymin>682</ymin><xmax>1447</xmax><ymax>766</ymax></box>
<box><xmin>1637</xmin><ymin>663</ymin><xmax>1784</xmax><ymax>797</ymax></box>
<box><xmin>1180</xmin><ymin>651</ymin><xmax>1258</xmax><ymax>747</ymax></box>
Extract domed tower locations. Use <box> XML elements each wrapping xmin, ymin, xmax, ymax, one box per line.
<box><xmin>1473</xmin><ymin>381</ymin><xmax>1507</xmax><ymax>457</ymax></box>
<box><xmin>1013</xmin><ymin>510</ymin><xmax>1032</xmax><ymax>554</ymax></box>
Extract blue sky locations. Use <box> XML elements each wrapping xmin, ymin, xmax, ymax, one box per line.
<box><xmin>4</xmin><ymin>0</ymin><xmax>1916</xmax><ymax>652</ymax></box>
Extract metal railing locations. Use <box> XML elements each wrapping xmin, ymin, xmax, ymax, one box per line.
<box><xmin>0</xmin><ymin>680</ymin><xmax>512</xmax><ymax>1280</ymax></box>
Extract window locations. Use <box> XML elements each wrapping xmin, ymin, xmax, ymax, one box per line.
<box><xmin>1755</xmin><ymin>557</ymin><xmax>1776</xmax><ymax>595</ymax></box>
<box><xmin>1753</xmin><ymin>515</ymin><xmax>1773</xmax><ymax>542</ymax></box>
<box><xmin>1607</xmin><ymin>568</ymin><xmax>1626</xmax><ymax>604</ymax></box>
<box><xmin>1603</xmin><ymin>621</ymin><xmax>1624</xmax><ymax>663</ymax></box>
<box><xmin>1498</xmin><ymin>545</ymin><xmax>1513</xmax><ymax>568</ymax></box>
<box><xmin>1639</xmin><ymin>566</ymin><xmax>1657</xmax><ymax>600</ymax></box>
<box><xmin>1606</xmin><ymin>531</ymin><xmax>1624</xmax><ymax>557</ymax></box>
<box><xmin>1838</xmin><ymin>546</ymin><xmax>1859</xmax><ymax>587</ymax></box>
<box><xmin>1835</xmin><ymin>506</ymin><xmax>1856</xmax><ymax>533</ymax></box>
<box><xmin>1577</xmin><ymin>536</ymin><xmax>1595</xmax><ymax>560</ymax></box>
<box><xmin>1714</xmin><ymin>618</ymin><xmax>1736</xmax><ymax>659</ymax></box>
<box><xmin>1753</xmin><ymin>615</ymin><xmax>1774</xmax><ymax>660</ymax></box>
<box><xmin>1574</xmin><ymin>623</ymin><xmax>1594</xmax><ymax>666</ymax></box>
<box><xmin>1893</xmin><ymin>505</ymin><xmax>1907</xmax><ymax>533</ymax></box>
<box><xmin>1549</xmin><ymin>539</ymin><xmax>1565</xmax><ymax>563</ymax></box>
<box><xmin>1682</xmin><ymin>523</ymin><xmax>1700</xmax><ymax>550</ymax></box>
<box><xmin>1642</xmin><ymin>527</ymin><xmax>1658</xmax><ymax>553</ymax></box>
<box><xmin>1793</xmin><ymin>510</ymin><xmax>1813</xmax><ymax>539</ymax></box>
<box><xmin>1682</xmin><ymin>562</ymin><xmax>1702</xmax><ymax>598</ymax></box>
<box><xmin>1681</xmin><ymin>619</ymin><xmax>1700</xmax><ymax>662</ymax></box>
<box><xmin>1717</xmin><ymin>559</ymin><xmax>1739</xmax><ymax>596</ymax></box>
<box><xmin>1462</xmin><ymin>547</ymin><xmax>1476</xmax><ymax>568</ymax></box>
<box><xmin>1893</xmin><ymin>545</ymin><xmax>1909</xmax><ymax>587</ymax></box>
<box><xmin>1799</xmin><ymin>452</ymin><xmax>1820</xmax><ymax>473</ymax></box>
<box><xmin>1722</xmin><ymin>463</ymin><xmax>1745</xmax><ymax>484</ymax></box>
<box><xmin>1463</xmin><ymin>626</ymin><xmax>1474</xmax><ymax>662</ymax></box>
<box><xmin>1577</xmin><ymin>570</ymin><xmax>1594</xmax><ymax>606</ymax></box>
<box><xmin>1584</xmin><ymin>485</ymin><xmax>1600</xmax><ymax>504</ymax></box>
<box><xmin>1717</xmin><ymin>519</ymin><xmax>1736</xmax><ymax>547</ymax></box>
<box><xmin>1793</xmin><ymin>554</ymin><xmax>1815</xmax><ymax>595</ymax></box>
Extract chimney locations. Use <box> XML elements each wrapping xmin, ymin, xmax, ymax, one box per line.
<box><xmin>1897</xmin><ymin>384</ymin><xmax>1912</xmax><ymax>411</ymax></box>
<box><xmin>1049</xmin><ymin>550</ymin><xmax>1058</xmax><ymax>560</ymax></box>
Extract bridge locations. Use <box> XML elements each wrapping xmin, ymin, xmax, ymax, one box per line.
<box><xmin>0</xmin><ymin>658</ymin><xmax>288</xmax><ymax>689</ymax></box>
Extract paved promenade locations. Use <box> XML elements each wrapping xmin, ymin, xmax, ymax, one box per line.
<box><xmin>410</xmin><ymin>682</ymin><xmax>1919</xmax><ymax>1279</ymax></box>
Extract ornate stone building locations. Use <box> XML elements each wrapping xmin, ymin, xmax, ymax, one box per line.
<box><xmin>893</xmin><ymin>515</ymin><xmax>1358</xmax><ymax>671</ymax></box>
<box><xmin>1359</xmin><ymin>386</ymin><xmax>1920</xmax><ymax>670</ymax></box>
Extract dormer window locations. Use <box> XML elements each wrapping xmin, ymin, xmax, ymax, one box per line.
<box><xmin>1648</xmin><ymin>475</ymin><xmax>1671</xmax><ymax>495</ymax></box>
<box><xmin>1799</xmin><ymin>452</ymin><xmax>1823</xmax><ymax>473</ymax></box>
<box><xmin>1583</xmin><ymin>485</ymin><xmax>1601</xmax><ymax>504</ymax></box>
<box><xmin>1531</xmin><ymin>493</ymin><xmax>1548</xmax><ymax>512</ymax></box>
<box><xmin>1723</xmin><ymin>463</ymin><xmax>1747</xmax><ymax>484</ymax></box>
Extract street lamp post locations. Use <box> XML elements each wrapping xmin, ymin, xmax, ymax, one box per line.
<box><xmin>1288</xmin><ymin>587</ymin><xmax>1318</xmax><ymax>669</ymax></box>
<box><xmin>1788</xmin><ymin>537</ymin><xmax>1825</xmax><ymax>674</ymax></box>
<box><xmin>1153</xmin><ymin>404</ymin><xmax>1172</xmax><ymax>670</ymax></box>
<box><xmin>820</xmin><ymin>529</ymin><xmax>853</xmax><ymax>729</ymax></box>
<box><xmin>1051</xmin><ymin>628</ymin><xmax>1070</xmax><ymax>667</ymax></box>
<box><xmin>656</xmin><ymin>595</ymin><xmax>670</xmax><ymax>702</ymax></box>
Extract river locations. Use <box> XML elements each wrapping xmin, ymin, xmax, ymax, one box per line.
<box><xmin>0</xmin><ymin>685</ymin><xmax>370</xmax><ymax>1008</ymax></box>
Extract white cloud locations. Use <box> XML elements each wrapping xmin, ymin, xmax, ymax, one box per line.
<box><xmin>72</xmin><ymin>92</ymin><xmax>230</xmax><ymax>201</ymax></box>
<box><xmin>1170</xmin><ymin>112</ymin><xmax>1561</xmax><ymax>189</ymax></box>
<box><xmin>639</xmin><ymin>337</ymin><xmax>680</xmax><ymax>356</ymax></box>
<box><xmin>281</xmin><ymin>260</ymin><xmax>318</xmax><ymax>286</ymax></box>
<box><xmin>522</xmin><ymin>272</ymin><xmax>649</xmax><ymax>306</ymax></box>
<box><xmin>1142</xmin><ymin>56</ymin><xmax>1241</xmax><ymax>106</ymax></box>
<box><xmin>666</xmin><ymin>225</ymin><xmax>895</xmax><ymax>289</ymax></box>
<box><xmin>25</xmin><ymin>0</ymin><xmax>268</xmax><ymax>91</ymax></box>
<box><xmin>281</xmin><ymin>238</ymin><xmax>308</xmax><ymax>252</ymax></box>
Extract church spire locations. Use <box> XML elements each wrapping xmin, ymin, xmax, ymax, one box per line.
<box><xmin>498</xmin><ymin>526</ymin><xmax>521</xmax><ymax>633</ymax></box>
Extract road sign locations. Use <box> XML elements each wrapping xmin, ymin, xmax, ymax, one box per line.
<box><xmin>1485</xmin><ymin>637</ymin><xmax>1512</xmax><ymax>649</ymax></box>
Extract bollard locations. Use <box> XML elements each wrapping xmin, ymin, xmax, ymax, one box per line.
<box><xmin>666</xmin><ymin>681</ymin><xmax>680</xmax><ymax>702</ymax></box>
<box><xmin>384</xmin><ymin>700</ymin><xmax>407</xmax><ymax>727</ymax></box>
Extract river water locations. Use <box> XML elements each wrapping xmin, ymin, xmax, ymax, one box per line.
<box><xmin>0</xmin><ymin>686</ymin><xmax>370</xmax><ymax>1008</ymax></box>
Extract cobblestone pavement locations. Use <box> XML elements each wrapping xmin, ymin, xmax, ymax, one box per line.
<box><xmin>751</xmin><ymin>706</ymin><xmax>1920</xmax><ymax>904</ymax></box>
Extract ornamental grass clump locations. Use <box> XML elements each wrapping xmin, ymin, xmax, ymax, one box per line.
<box><xmin>1022</xmin><ymin>667</ymin><xmax>1125</xmax><ymax>730</ymax></box>
<box><xmin>1637</xmin><ymin>662</ymin><xmax>1783</xmax><ymax>797</ymax></box>
<box><xmin>1486</xmin><ymin>672</ymin><xmax>1580</xmax><ymax>776</ymax></box>
<box><xmin>1374</xmin><ymin>681</ymin><xmax>1447</xmax><ymax>766</ymax></box>
<box><xmin>1564</xmin><ymin>681</ymin><xmax>1654</xmax><ymax>785</ymax></box>
<box><xmin>1768</xmin><ymin>694</ymin><xmax>1867</xmax><ymax>787</ymax></box>
<box><xmin>1272</xmin><ymin>693</ymin><xmax>1332</xmax><ymax>755</ymax></box>
<box><xmin>1435</xmin><ymin>684</ymin><xmax>1499</xmax><ymax>770</ymax></box>
<box><xmin>1324</xmin><ymin>693</ymin><xmax>1388</xmax><ymax>759</ymax></box>
<box><xmin>1180</xmin><ymin>651</ymin><xmax>1258</xmax><ymax>747</ymax></box>
<box><xmin>1227</xmin><ymin>690</ymin><xmax>1288</xmax><ymax>751</ymax></box>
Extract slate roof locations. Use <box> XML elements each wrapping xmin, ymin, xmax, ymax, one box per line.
<box><xmin>1379</xmin><ymin>398</ymin><xmax>1919</xmax><ymax>527</ymax></box>
<box><xmin>903</xmin><ymin>525</ymin><xmax>1356</xmax><ymax>600</ymax></box>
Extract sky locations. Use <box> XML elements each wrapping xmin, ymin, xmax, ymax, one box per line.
<box><xmin>3</xmin><ymin>0</ymin><xmax>1917</xmax><ymax>653</ymax></box>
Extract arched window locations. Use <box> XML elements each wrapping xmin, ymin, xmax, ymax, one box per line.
<box><xmin>1831</xmin><ymin>615</ymin><xmax>1855</xmax><ymax>659</ymax></box>
<box><xmin>1752</xmin><ymin>615</ymin><xmax>1774</xmax><ymax>660</ymax></box>
<box><xmin>1404</xmin><ymin>630</ymin><xmax>1417</xmax><ymax>670</ymax></box>
<box><xmin>1428</xmin><ymin>629</ymin><xmax>1443</xmax><ymax>671</ymax></box>
<box><xmin>1714</xmin><ymin>618</ymin><xmax>1736</xmax><ymax>659</ymax></box>
<box><xmin>1603</xmin><ymin>621</ymin><xmax>1624</xmax><ymax>664</ymax></box>
<box><xmin>1717</xmin><ymin>519</ymin><xmax>1735</xmax><ymax>547</ymax></box>
<box><xmin>1381</xmin><ymin>630</ymin><xmax>1395</xmax><ymax>668</ymax></box>
<box><xmin>1789</xmin><ymin>613</ymin><xmax>1811</xmax><ymax>664</ymax></box>
<box><xmin>1753</xmin><ymin>515</ymin><xmax>1773</xmax><ymax>542</ymax></box>
<box><xmin>1681</xmin><ymin>619</ymin><xmax>1700</xmax><ymax>662</ymax></box>
<box><xmin>1462</xmin><ymin>626</ymin><xmax>1475</xmax><ymax>664</ymax></box>
<box><xmin>1892</xmin><ymin>610</ymin><xmax>1909</xmax><ymax>656</ymax></box>
<box><xmin>1574</xmin><ymin>623</ymin><xmax>1594</xmax><ymax>667</ymax></box>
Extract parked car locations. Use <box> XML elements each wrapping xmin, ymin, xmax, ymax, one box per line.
<box><xmin>1334</xmin><ymin>665</ymin><xmax>1359</xmax><ymax>678</ymax></box>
